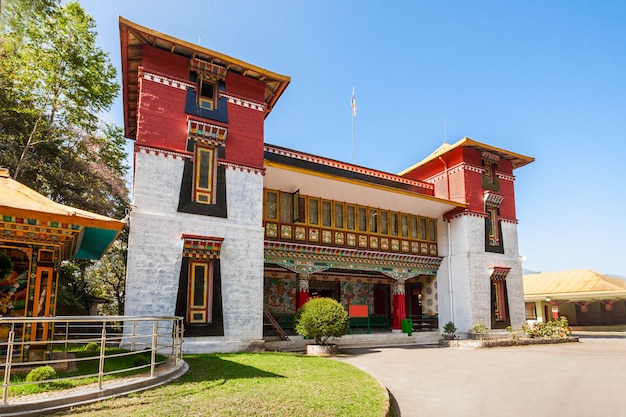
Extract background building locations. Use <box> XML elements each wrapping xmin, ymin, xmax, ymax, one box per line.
<box><xmin>524</xmin><ymin>269</ymin><xmax>626</xmax><ymax>326</ymax></box>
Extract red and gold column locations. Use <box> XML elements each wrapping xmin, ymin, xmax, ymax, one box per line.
<box><xmin>392</xmin><ymin>280</ymin><xmax>406</xmax><ymax>330</ymax></box>
<box><xmin>296</xmin><ymin>272</ymin><xmax>310</xmax><ymax>309</ymax></box>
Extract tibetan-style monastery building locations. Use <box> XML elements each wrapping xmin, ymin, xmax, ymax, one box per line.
<box><xmin>119</xmin><ymin>18</ymin><xmax>534</xmax><ymax>353</ymax></box>
<box><xmin>0</xmin><ymin>167</ymin><xmax>124</xmax><ymax>358</ymax></box>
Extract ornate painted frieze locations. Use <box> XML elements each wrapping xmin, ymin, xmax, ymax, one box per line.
<box><xmin>190</xmin><ymin>58</ymin><xmax>227</xmax><ymax>81</ymax></box>
<box><xmin>181</xmin><ymin>234</ymin><xmax>224</xmax><ymax>259</ymax></box>
<box><xmin>489</xmin><ymin>266</ymin><xmax>511</xmax><ymax>281</ymax></box>
<box><xmin>481</xmin><ymin>151</ymin><xmax>501</xmax><ymax>164</ymax></box>
<box><xmin>484</xmin><ymin>191</ymin><xmax>504</xmax><ymax>208</ymax></box>
<box><xmin>219</xmin><ymin>93</ymin><xmax>265</xmax><ymax>112</ymax></box>
<box><xmin>264</xmin><ymin>241</ymin><xmax>442</xmax><ymax>278</ymax></box>
<box><xmin>219</xmin><ymin>160</ymin><xmax>265</xmax><ymax>176</ymax></box>
<box><xmin>137</xmin><ymin>145</ymin><xmax>190</xmax><ymax>160</ymax></box>
<box><xmin>188</xmin><ymin>119</ymin><xmax>227</xmax><ymax>146</ymax></box>
<box><xmin>140</xmin><ymin>70</ymin><xmax>194</xmax><ymax>90</ymax></box>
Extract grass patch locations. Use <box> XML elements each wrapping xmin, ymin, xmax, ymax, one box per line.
<box><xmin>8</xmin><ymin>347</ymin><xmax>165</xmax><ymax>397</ymax></box>
<box><xmin>50</xmin><ymin>352</ymin><xmax>387</xmax><ymax>417</ymax></box>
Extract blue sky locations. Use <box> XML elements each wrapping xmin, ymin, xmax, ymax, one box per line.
<box><xmin>80</xmin><ymin>1</ymin><xmax>626</xmax><ymax>277</ymax></box>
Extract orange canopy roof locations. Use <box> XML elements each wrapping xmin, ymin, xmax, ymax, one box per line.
<box><xmin>0</xmin><ymin>168</ymin><xmax>124</xmax><ymax>259</ymax></box>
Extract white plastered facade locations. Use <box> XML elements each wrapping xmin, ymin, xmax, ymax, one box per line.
<box><xmin>124</xmin><ymin>149</ymin><xmax>265</xmax><ymax>353</ymax></box>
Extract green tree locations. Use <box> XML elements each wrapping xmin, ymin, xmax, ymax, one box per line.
<box><xmin>1</xmin><ymin>0</ymin><xmax>118</xmax><ymax>183</ymax></box>
<box><xmin>85</xmin><ymin>227</ymin><xmax>128</xmax><ymax>316</ymax></box>
<box><xmin>1</xmin><ymin>0</ymin><xmax>130</xmax><ymax>314</ymax></box>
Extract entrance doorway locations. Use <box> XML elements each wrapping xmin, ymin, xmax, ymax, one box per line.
<box><xmin>405</xmin><ymin>282</ymin><xmax>423</xmax><ymax>319</ymax></box>
<box><xmin>309</xmin><ymin>281</ymin><xmax>340</xmax><ymax>302</ymax></box>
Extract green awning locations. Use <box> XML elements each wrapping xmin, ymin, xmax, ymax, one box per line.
<box><xmin>73</xmin><ymin>227</ymin><xmax>121</xmax><ymax>260</ymax></box>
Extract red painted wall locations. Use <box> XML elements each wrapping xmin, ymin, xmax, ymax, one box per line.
<box><xmin>223</xmin><ymin>73</ymin><xmax>266</xmax><ymax>168</ymax></box>
<box><xmin>135</xmin><ymin>45</ymin><xmax>267</xmax><ymax>167</ymax></box>
<box><xmin>401</xmin><ymin>146</ymin><xmax>519</xmax><ymax>220</ymax></box>
<box><xmin>136</xmin><ymin>46</ymin><xmax>189</xmax><ymax>153</ymax></box>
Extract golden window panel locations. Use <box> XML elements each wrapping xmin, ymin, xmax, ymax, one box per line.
<box><xmin>262</xmin><ymin>188</ymin><xmax>439</xmax><ymax>253</ymax></box>
<box><xmin>334</xmin><ymin>203</ymin><xmax>344</xmax><ymax>229</ymax></box>
<box><xmin>308</xmin><ymin>199</ymin><xmax>319</xmax><ymax>225</ymax></box>
<box><xmin>194</xmin><ymin>144</ymin><xmax>216</xmax><ymax>204</ymax></box>
<box><xmin>187</xmin><ymin>261</ymin><xmax>213</xmax><ymax>324</ymax></box>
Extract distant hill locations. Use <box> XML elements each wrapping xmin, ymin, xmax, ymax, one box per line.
<box><xmin>522</xmin><ymin>268</ymin><xmax>539</xmax><ymax>275</ymax></box>
<box><xmin>607</xmin><ymin>274</ymin><xmax>626</xmax><ymax>280</ymax></box>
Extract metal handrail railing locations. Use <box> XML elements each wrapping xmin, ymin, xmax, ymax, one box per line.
<box><xmin>0</xmin><ymin>316</ymin><xmax>183</xmax><ymax>405</ymax></box>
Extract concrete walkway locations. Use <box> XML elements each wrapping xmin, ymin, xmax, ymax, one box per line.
<box><xmin>335</xmin><ymin>333</ymin><xmax>626</xmax><ymax>417</ymax></box>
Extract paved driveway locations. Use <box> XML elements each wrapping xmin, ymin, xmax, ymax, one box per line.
<box><xmin>335</xmin><ymin>333</ymin><xmax>626</xmax><ymax>417</ymax></box>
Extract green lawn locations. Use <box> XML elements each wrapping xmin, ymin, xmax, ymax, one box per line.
<box><xmin>51</xmin><ymin>352</ymin><xmax>387</xmax><ymax>417</ymax></box>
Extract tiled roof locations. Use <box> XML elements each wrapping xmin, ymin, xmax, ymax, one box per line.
<box><xmin>523</xmin><ymin>269</ymin><xmax>626</xmax><ymax>300</ymax></box>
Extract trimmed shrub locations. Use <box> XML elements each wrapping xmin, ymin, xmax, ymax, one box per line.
<box><xmin>133</xmin><ymin>355</ymin><xmax>150</xmax><ymax>367</ymax></box>
<box><xmin>295</xmin><ymin>298</ymin><xmax>348</xmax><ymax>346</ymax></box>
<box><xmin>472</xmin><ymin>320</ymin><xmax>488</xmax><ymax>335</ymax></box>
<box><xmin>522</xmin><ymin>316</ymin><xmax>572</xmax><ymax>338</ymax></box>
<box><xmin>84</xmin><ymin>342</ymin><xmax>100</xmax><ymax>353</ymax></box>
<box><xmin>442</xmin><ymin>321</ymin><xmax>457</xmax><ymax>339</ymax></box>
<box><xmin>26</xmin><ymin>365</ymin><xmax>56</xmax><ymax>383</ymax></box>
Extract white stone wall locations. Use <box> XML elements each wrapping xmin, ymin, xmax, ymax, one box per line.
<box><xmin>125</xmin><ymin>151</ymin><xmax>265</xmax><ymax>353</ymax></box>
<box><xmin>437</xmin><ymin>215</ymin><xmax>525</xmax><ymax>335</ymax></box>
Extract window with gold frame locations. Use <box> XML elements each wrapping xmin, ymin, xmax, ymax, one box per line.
<box><xmin>357</xmin><ymin>206</ymin><xmax>367</xmax><ymax>232</ymax></box>
<box><xmin>308</xmin><ymin>198</ymin><xmax>319</xmax><ymax>225</ymax></box>
<box><xmin>280</xmin><ymin>192</ymin><xmax>294</xmax><ymax>223</ymax></box>
<box><xmin>321</xmin><ymin>200</ymin><xmax>332</xmax><ymax>228</ymax></box>
<box><xmin>400</xmin><ymin>214</ymin><xmax>409</xmax><ymax>238</ymax></box>
<box><xmin>346</xmin><ymin>205</ymin><xmax>356</xmax><ymax>231</ymax></box>
<box><xmin>410</xmin><ymin>216</ymin><xmax>418</xmax><ymax>239</ymax></box>
<box><xmin>390</xmin><ymin>213</ymin><xmax>399</xmax><ymax>237</ymax></box>
<box><xmin>428</xmin><ymin>219</ymin><xmax>437</xmax><ymax>242</ymax></box>
<box><xmin>194</xmin><ymin>144</ymin><xmax>216</xmax><ymax>204</ymax></box>
<box><xmin>264</xmin><ymin>190</ymin><xmax>278</xmax><ymax>220</ymax></box>
<box><xmin>187</xmin><ymin>261</ymin><xmax>213</xmax><ymax>324</ymax></box>
<box><xmin>380</xmin><ymin>211</ymin><xmax>389</xmax><ymax>235</ymax></box>
<box><xmin>261</xmin><ymin>188</ymin><xmax>440</xmax><ymax>251</ymax></box>
<box><xmin>198</xmin><ymin>76</ymin><xmax>217</xmax><ymax>111</ymax></box>
<box><xmin>369</xmin><ymin>209</ymin><xmax>378</xmax><ymax>234</ymax></box>
<box><xmin>419</xmin><ymin>217</ymin><xmax>427</xmax><ymax>240</ymax></box>
<box><xmin>334</xmin><ymin>202</ymin><xmax>344</xmax><ymax>229</ymax></box>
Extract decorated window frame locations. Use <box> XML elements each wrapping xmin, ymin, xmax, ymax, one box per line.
<box><xmin>193</xmin><ymin>143</ymin><xmax>217</xmax><ymax>205</ymax></box>
<box><xmin>481</xmin><ymin>151</ymin><xmax>501</xmax><ymax>191</ymax></box>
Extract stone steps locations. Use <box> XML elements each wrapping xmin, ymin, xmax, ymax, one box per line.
<box><xmin>265</xmin><ymin>331</ymin><xmax>441</xmax><ymax>353</ymax></box>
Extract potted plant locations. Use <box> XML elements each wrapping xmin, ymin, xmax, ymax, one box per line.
<box><xmin>295</xmin><ymin>297</ymin><xmax>348</xmax><ymax>356</ymax></box>
<box><xmin>441</xmin><ymin>321</ymin><xmax>457</xmax><ymax>342</ymax></box>
<box><xmin>471</xmin><ymin>319</ymin><xmax>488</xmax><ymax>340</ymax></box>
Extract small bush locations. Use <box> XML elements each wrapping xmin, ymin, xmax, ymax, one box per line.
<box><xmin>472</xmin><ymin>320</ymin><xmax>488</xmax><ymax>335</ymax></box>
<box><xmin>295</xmin><ymin>298</ymin><xmax>348</xmax><ymax>346</ymax></box>
<box><xmin>84</xmin><ymin>342</ymin><xmax>100</xmax><ymax>353</ymax></box>
<box><xmin>133</xmin><ymin>355</ymin><xmax>150</xmax><ymax>367</ymax></box>
<box><xmin>522</xmin><ymin>316</ymin><xmax>571</xmax><ymax>338</ymax></box>
<box><xmin>26</xmin><ymin>366</ymin><xmax>56</xmax><ymax>383</ymax></box>
<box><xmin>442</xmin><ymin>321</ymin><xmax>457</xmax><ymax>339</ymax></box>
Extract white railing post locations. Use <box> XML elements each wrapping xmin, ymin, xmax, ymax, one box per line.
<box><xmin>64</xmin><ymin>321</ymin><xmax>69</xmax><ymax>350</ymax></box>
<box><xmin>150</xmin><ymin>321</ymin><xmax>158</xmax><ymax>378</ymax></box>
<box><xmin>98</xmin><ymin>323</ymin><xmax>107</xmax><ymax>390</ymax></box>
<box><xmin>2</xmin><ymin>329</ymin><xmax>15</xmax><ymax>405</ymax></box>
<box><xmin>131</xmin><ymin>321</ymin><xmax>136</xmax><ymax>351</ymax></box>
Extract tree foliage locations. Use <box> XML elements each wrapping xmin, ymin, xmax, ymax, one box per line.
<box><xmin>0</xmin><ymin>0</ymin><xmax>126</xmax><ymax>217</ymax></box>
<box><xmin>1</xmin><ymin>0</ymin><xmax>130</xmax><ymax>315</ymax></box>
